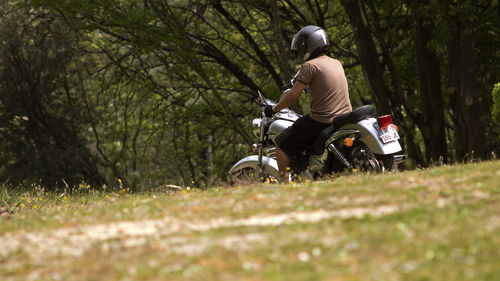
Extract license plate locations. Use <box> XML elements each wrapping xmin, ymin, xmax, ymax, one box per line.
<box><xmin>380</xmin><ymin>124</ymin><xmax>400</xmax><ymax>143</ymax></box>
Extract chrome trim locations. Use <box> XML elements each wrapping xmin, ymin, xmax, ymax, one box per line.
<box><xmin>394</xmin><ymin>154</ymin><xmax>407</xmax><ymax>163</ymax></box>
<box><xmin>266</xmin><ymin>147</ymin><xmax>276</xmax><ymax>155</ymax></box>
<box><xmin>325</xmin><ymin>129</ymin><xmax>359</xmax><ymax>146</ymax></box>
<box><xmin>252</xmin><ymin>118</ymin><xmax>261</xmax><ymax>138</ymax></box>
<box><xmin>327</xmin><ymin>143</ymin><xmax>353</xmax><ymax>170</ymax></box>
<box><xmin>228</xmin><ymin>155</ymin><xmax>280</xmax><ymax>179</ymax></box>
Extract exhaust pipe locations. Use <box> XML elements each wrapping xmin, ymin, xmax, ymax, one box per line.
<box><xmin>394</xmin><ymin>154</ymin><xmax>406</xmax><ymax>163</ymax></box>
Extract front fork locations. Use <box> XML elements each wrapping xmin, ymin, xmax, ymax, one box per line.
<box><xmin>256</xmin><ymin>115</ymin><xmax>267</xmax><ymax>179</ymax></box>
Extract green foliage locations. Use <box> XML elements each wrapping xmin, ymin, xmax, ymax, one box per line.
<box><xmin>0</xmin><ymin>0</ymin><xmax>498</xmax><ymax>190</ymax></box>
<box><xmin>0</xmin><ymin>2</ymin><xmax>104</xmax><ymax>190</ymax></box>
<box><xmin>492</xmin><ymin>83</ymin><xmax>500</xmax><ymax>122</ymax></box>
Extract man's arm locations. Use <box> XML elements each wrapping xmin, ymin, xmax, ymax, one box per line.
<box><xmin>273</xmin><ymin>81</ymin><xmax>307</xmax><ymax>112</ymax></box>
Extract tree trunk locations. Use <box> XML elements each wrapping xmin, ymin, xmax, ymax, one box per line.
<box><xmin>447</xmin><ymin>0</ymin><xmax>485</xmax><ymax>161</ymax></box>
<box><xmin>271</xmin><ymin>0</ymin><xmax>293</xmax><ymax>82</ymax></box>
<box><xmin>412</xmin><ymin>0</ymin><xmax>448</xmax><ymax>163</ymax></box>
<box><xmin>365</xmin><ymin>1</ymin><xmax>425</xmax><ymax>166</ymax></box>
<box><xmin>341</xmin><ymin>0</ymin><xmax>391</xmax><ymax>115</ymax></box>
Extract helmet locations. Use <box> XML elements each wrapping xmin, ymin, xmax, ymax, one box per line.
<box><xmin>291</xmin><ymin>25</ymin><xmax>330</xmax><ymax>62</ymax></box>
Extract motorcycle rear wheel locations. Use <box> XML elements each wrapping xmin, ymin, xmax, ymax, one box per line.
<box><xmin>350</xmin><ymin>144</ymin><xmax>381</xmax><ymax>173</ymax></box>
<box><xmin>379</xmin><ymin>154</ymin><xmax>397</xmax><ymax>171</ymax></box>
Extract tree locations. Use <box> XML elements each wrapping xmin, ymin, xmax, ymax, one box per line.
<box><xmin>0</xmin><ymin>1</ymin><xmax>105</xmax><ymax>189</ymax></box>
<box><xmin>445</xmin><ymin>0</ymin><xmax>486</xmax><ymax>160</ymax></box>
<box><xmin>4</xmin><ymin>0</ymin><xmax>497</xmax><ymax>190</ymax></box>
<box><xmin>341</xmin><ymin>0</ymin><xmax>499</xmax><ymax>164</ymax></box>
<box><xmin>341</xmin><ymin>0</ymin><xmax>391</xmax><ymax>116</ymax></box>
<box><xmin>411</xmin><ymin>0</ymin><xmax>448</xmax><ymax>163</ymax></box>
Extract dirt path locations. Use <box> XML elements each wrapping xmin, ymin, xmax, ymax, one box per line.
<box><xmin>0</xmin><ymin>204</ymin><xmax>401</xmax><ymax>264</ymax></box>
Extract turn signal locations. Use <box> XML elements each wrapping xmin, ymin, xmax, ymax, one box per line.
<box><xmin>344</xmin><ymin>137</ymin><xmax>354</xmax><ymax>147</ymax></box>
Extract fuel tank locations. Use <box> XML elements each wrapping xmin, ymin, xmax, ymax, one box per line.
<box><xmin>268</xmin><ymin>119</ymin><xmax>294</xmax><ymax>142</ymax></box>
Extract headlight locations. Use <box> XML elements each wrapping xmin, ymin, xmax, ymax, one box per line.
<box><xmin>252</xmin><ymin>118</ymin><xmax>261</xmax><ymax>138</ymax></box>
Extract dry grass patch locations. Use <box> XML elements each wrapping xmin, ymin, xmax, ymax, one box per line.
<box><xmin>1</xmin><ymin>160</ymin><xmax>499</xmax><ymax>280</ymax></box>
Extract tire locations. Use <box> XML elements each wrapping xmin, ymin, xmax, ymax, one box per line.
<box><xmin>350</xmin><ymin>143</ymin><xmax>381</xmax><ymax>173</ymax></box>
<box><xmin>379</xmin><ymin>154</ymin><xmax>397</xmax><ymax>172</ymax></box>
<box><xmin>229</xmin><ymin>167</ymin><xmax>279</xmax><ymax>186</ymax></box>
<box><xmin>290</xmin><ymin>169</ymin><xmax>314</xmax><ymax>183</ymax></box>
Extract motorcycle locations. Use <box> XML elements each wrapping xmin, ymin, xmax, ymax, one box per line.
<box><xmin>229</xmin><ymin>89</ymin><xmax>406</xmax><ymax>184</ymax></box>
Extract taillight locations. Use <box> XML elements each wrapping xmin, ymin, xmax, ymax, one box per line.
<box><xmin>377</xmin><ymin>115</ymin><xmax>393</xmax><ymax>129</ymax></box>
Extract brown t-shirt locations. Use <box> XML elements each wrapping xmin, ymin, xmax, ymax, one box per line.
<box><xmin>295</xmin><ymin>55</ymin><xmax>352</xmax><ymax>124</ymax></box>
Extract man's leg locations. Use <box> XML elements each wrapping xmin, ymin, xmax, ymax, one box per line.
<box><xmin>274</xmin><ymin>115</ymin><xmax>328</xmax><ymax>183</ymax></box>
<box><xmin>276</xmin><ymin>145</ymin><xmax>290</xmax><ymax>183</ymax></box>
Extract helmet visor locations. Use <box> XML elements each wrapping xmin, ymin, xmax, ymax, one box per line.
<box><xmin>290</xmin><ymin>35</ymin><xmax>302</xmax><ymax>59</ymax></box>
<box><xmin>291</xmin><ymin>35</ymin><xmax>299</xmax><ymax>52</ymax></box>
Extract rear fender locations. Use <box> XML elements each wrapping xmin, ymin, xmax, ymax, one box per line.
<box><xmin>228</xmin><ymin>155</ymin><xmax>279</xmax><ymax>178</ymax></box>
<box><xmin>339</xmin><ymin>118</ymin><xmax>402</xmax><ymax>155</ymax></box>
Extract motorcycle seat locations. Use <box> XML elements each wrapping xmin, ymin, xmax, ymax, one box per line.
<box><xmin>332</xmin><ymin>105</ymin><xmax>375</xmax><ymax>129</ymax></box>
<box><xmin>310</xmin><ymin>105</ymin><xmax>376</xmax><ymax>156</ymax></box>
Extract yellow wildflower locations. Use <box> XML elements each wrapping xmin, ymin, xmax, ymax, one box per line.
<box><xmin>32</xmin><ymin>205</ymin><xmax>38</xmax><ymax>209</ymax></box>
<box><xmin>19</xmin><ymin>203</ymin><xmax>25</xmax><ymax>208</ymax></box>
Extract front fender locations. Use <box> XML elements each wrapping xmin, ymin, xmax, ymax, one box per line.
<box><xmin>228</xmin><ymin>155</ymin><xmax>279</xmax><ymax>178</ymax></box>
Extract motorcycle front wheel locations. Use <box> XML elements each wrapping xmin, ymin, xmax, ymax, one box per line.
<box><xmin>229</xmin><ymin>167</ymin><xmax>279</xmax><ymax>186</ymax></box>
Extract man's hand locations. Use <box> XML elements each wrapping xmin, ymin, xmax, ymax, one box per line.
<box><xmin>273</xmin><ymin>81</ymin><xmax>306</xmax><ymax>113</ymax></box>
<box><xmin>264</xmin><ymin>105</ymin><xmax>275</xmax><ymax>118</ymax></box>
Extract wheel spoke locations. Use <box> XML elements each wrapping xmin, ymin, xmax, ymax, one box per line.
<box><xmin>351</xmin><ymin>145</ymin><xmax>380</xmax><ymax>173</ymax></box>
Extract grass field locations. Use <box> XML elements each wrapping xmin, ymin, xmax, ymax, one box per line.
<box><xmin>1</xmin><ymin>161</ymin><xmax>500</xmax><ymax>281</ymax></box>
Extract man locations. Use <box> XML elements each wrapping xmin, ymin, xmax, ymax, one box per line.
<box><xmin>264</xmin><ymin>25</ymin><xmax>352</xmax><ymax>182</ymax></box>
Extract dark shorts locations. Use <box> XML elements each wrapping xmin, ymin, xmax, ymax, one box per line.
<box><xmin>275</xmin><ymin>114</ymin><xmax>330</xmax><ymax>158</ymax></box>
